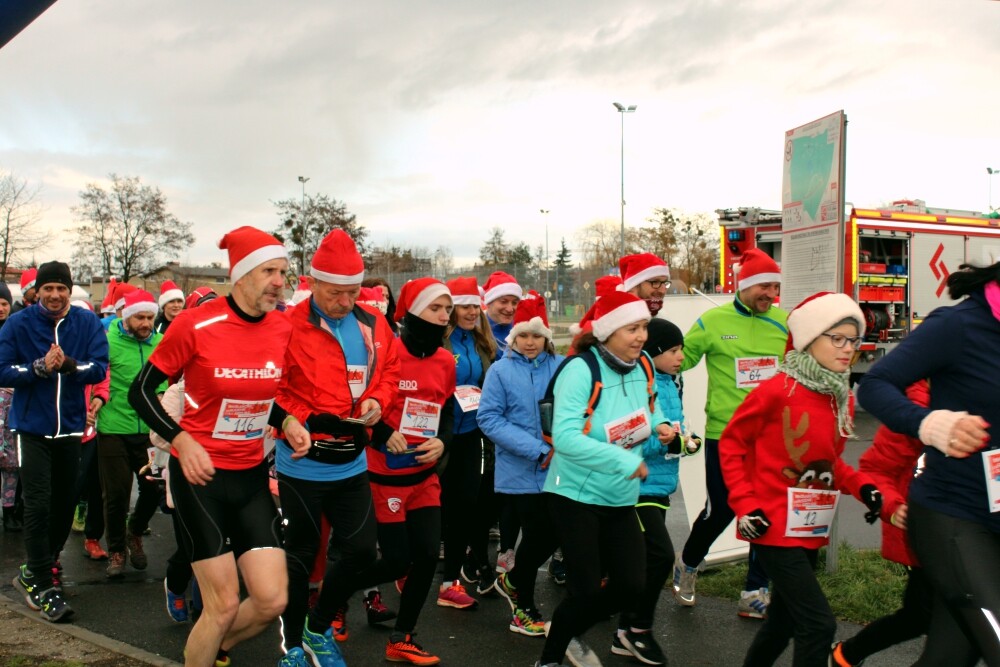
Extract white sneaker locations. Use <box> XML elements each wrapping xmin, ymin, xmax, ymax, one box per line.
<box><xmin>672</xmin><ymin>552</ymin><xmax>698</xmax><ymax>606</ymax></box>
<box><xmin>737</xmin><ymin>587</ymin><xmax>769</xmax><ymax>619</ymax></box>
<box><xmin>496</xmin><ymin>548</ymin><xmax>516</xmax><ymax>574</ymax></box>
<box><xmin>565</xmin><ymin>637</ymin><xmax>603</xmax><ymax>667</ymax></box>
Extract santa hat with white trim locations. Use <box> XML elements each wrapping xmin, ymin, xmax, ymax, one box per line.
<box><xmin>121</xmin><ymin>288</ymin><xmax>159</xmax><ymax>319</ymax></box>
<box><xmin>505</xmin><ymin>294</ymin><xmax>552</xmax><ymax>346</ymax></box>
<box><xmin>619</xmin><ymin>253</ymin><xmax>670</xmax><ymax>293</ymax></box>
<box><xmin>218</xmin><ymin>226</ymin><xmax>288</xmax><ymax>285</ymax></box>
<box><xmin>20</xmin><ymin>268</ymin><xmax>37</xmax><ymax>292</ymax></box>
<box><xmin>591</xmin><ymin>291</ymin><xmax>652</xmax><ymax>342</ymax></box>
<box><xmin>569</xmin><ymin>275</ymin><xmax>625</xmax><ymax>336</ymax></box>
<box><xmin>786</xmin><ymin>291</ymin><xmax>865</xmax><ymax>353</ymax></box>
<box><xmin>446</xmin><ymin>276</ymin><xmax>481</xmax><ymax>306</ymax></box>
<box><xmin>310</xmin><ymin>229</ymin><xmax>365</xmax><ymax>285</ymax></box>
<box><xmin>482</xmin><ymin>271</ymin><xmax>522</xmax><ymax>305</ymax></box>
<box><xmin>158</xmin><ymin>280</ymin><xmax>184</xmax><ymax>307</ymax></box>
<box><xmin>735</xmin><ymin>248</ymin><xmax>781</xmax><ymax>291</ymax></box>
<box><xmin>394</xmin><ymin>277</ymin><xmax>452</xmax><ymax>323</ymax></box>
<box><xmin>100</xmin><ymin>278</ymin><xmax>118</xmax><ymax>314</ymax></box>
<box><xmin>290</xmin><ymin>276</ymin><xmax>312</xmax><ymax>305</ymax></box>
<box><xmin>112</xmin><ymin>282</ymin><xmax>138</xmax><ymax>311</ymax></box>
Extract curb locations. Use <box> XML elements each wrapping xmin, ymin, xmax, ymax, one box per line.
<box><xmin>0</xmin><ymin>591</ymin><xmax>182</xmax><ymax>666</ymax></box>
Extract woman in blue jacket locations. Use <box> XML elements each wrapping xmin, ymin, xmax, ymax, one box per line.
<box><xmin>536</xmin><ymin>292</ymin><xmax>675</xmax><ymax>667</ymax></box>
<box><xmin>478</xmin><ymin>296</ymin><xmax>563</xmax><ymax>637</ymax></box>
<box><xmin>857</xmin><ymin>260</ymin><xmax>999</xmax><ymax>666</ymax></box>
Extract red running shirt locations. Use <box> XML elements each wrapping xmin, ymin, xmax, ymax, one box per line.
<box><xmin>149</xmin><ymin>298</ymin><xmax>292</xmax><ymax>470</ymax></box>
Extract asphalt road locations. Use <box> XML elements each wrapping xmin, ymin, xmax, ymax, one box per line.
<box><xmin>0</xmin><ymin>412</ymin><xmax>936</xmax><ymax>666</ymax></box>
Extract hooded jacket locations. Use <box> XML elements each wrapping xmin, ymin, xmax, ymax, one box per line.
<box><xmin>0</xmin><ymin>304</ymin><xmax>109</xmax><ymax>437</ymax></box>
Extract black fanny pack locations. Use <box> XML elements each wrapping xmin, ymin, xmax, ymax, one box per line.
<box><xmin>303</xmin><ymin>437</ymin><xmax>364</xmax><ymax>465</ymax></box>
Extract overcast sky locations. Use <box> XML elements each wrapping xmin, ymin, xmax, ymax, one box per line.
<box><xmin>2</xmin><ymin>0</ymin><xmax>998</xmax><ymax>272</ymax></box>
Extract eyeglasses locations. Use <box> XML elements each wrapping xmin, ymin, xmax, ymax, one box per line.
<box><xmin>819</xmin><ymin>332</ymin><xmax>863</xmax><ymax>349</ymax></box>
<box><xmin>645</xmin><ymin>279</ymin><xmax>671</xmax><ymax>289</ymax></box>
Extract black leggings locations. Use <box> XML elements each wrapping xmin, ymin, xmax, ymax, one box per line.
<box><xmin>743</xmin><ymin>545</ymin><xmax>835</xmax><ymax>667</ymax></box>
<box><xmin>73</xmin><ymin>439</ymin><xmax>105</xmax><ymax>541</ymax></box>
<box><xmin>540</xmin><ymin>494</ymin><xmax>645</xmax><ymax>665</ymax></box>
<box><xmin>440</xmin><ymin>430</ymin><xmax>484</xmax><ymax>580</ymax></box>
<box><xmin>682</xmin><ymin>438</ymin><xmax>768</xmax><ymax>590</ymax></box>
<box><xmin>353</xmin><ymin>506</ymin><xmax>441</xmax><ymax>634</ymax></box>
<box><xmin>908</xmin><ymin>501</ymin><xmax>1000</xmax><ymax>666</ymax></box>
<box><xmin>619</xmin><ymin>500</ymin><xmax>674</xmax><ymax>631</ymax></box>
<box><xmin>278</xmin><ymin>471</ymin><xmax>378</xmax><ymax>648</ymax></box>
<box><xmin>506</xmin><ymin>493</ymin><xmax>559</xmax><ymax>610</ymax></box>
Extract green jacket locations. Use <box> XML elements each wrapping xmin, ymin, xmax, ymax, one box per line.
<box><xmin>98</xmin><ymin>320</ymin><xmax>165</xmax><ymax>435</ymax></box>
<box><xmin>681</xmin><ymin>297</ymin><xmax>788</xmax><ymax>439</ymax></box>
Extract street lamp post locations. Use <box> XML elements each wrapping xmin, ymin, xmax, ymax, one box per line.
<box><xmin>297</xmin><ymin>176</ymin><xmax>310</xmax><ymax>276</ymax></box>
<box><xmin>613</xmin><ymin>102</ymin><xmax>637</xmax><ymax>258</ymax></box>
<box><xmin>540</xmin><ymin>209</ymin><xmax>550</xmax><ymax>298</ymax></box>
<box><xmin>988</xmin><ymin>167</ymin><xmax>998</xmax><ymax>212</ymax></box>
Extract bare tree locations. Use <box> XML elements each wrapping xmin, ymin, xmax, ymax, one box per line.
<box><xmin>579</xmin><ymin>220</ymin><xmax>643</xmax><ymax>270</ymax></box>
<box><xmin>479</xmin><ymin>227</ymin><xmax>509</xmax><ymax>267</ymax></box>
<box><xmin>272</xmin><ymin>193</ymin><xmax>366</xmax><ymax>277</ymax></box>
<box><xmin>432</xmin><ymin>245</ymin><xmax>453</xmax><ymax>279</ymax></box>
<box><xmin>0</xmin><ymin>171</ymin><xmax>45</xmax><ymax>280</ymax></box>
<box><xmin>71</xmin><ymin>174</ymin><xmax>195</xmax><ymax>282</ymax></box>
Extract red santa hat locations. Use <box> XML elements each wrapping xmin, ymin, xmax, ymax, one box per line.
<box><xmin>394</xmin><ymin>277</ymin><xmax>452</xmax><ymax>322</ymax></box>
<box><xmin>786</xmin><ymin>292</ymin><xmax>865</xmax><ymax>352</ymax></box>
<box><xmin>290</xmin><ymin>276</ymin><xmax>312</xmax><ymax>306</ymax></box>
<box><xmin>482</xmin><ymin>271</ymin><xmax>522</xmax><ymax>304</ymax></box>
<box><xmin>446</xmin><ymin>276</ymin><xmax>481</xmax><ymax>306</ymax></box>
<box><xmin>310</xmin><ymin>229</ymin><xmax>365</xmax><ymax>285</ymax></box>
<box><xmin>100</xmin><ymin>278</ymin><xmax>118</xmax><ymax>314</ymax></box>
<box><xmin>735</xmin><ymin>248</ymin><xmax>781</xmax><ymax>291</ymax></box>
<box><xmin>591</xmin><ymin>291</ymin><xmax>651</xmax><ymax>342</ymax></box>
<box><xmin>185</xmin><ymin>286</ymin><xmax>218</xmax><ymax>310</ymax></box>
<box><xmin>505</xmin><ymin>294</ymin><xmax>552</xmax><ymax>346</ymax></box>
<box><xmin>112</xmin><ymin>282</ymin><xmax>138</xmax><ymax>311</ymax></box>
<box><xmin>158</xmin><ymin>280</ymin><xmax>184</xmax><ymax>307</ymax></box>
<box><xmin>358</xmin><ymin>286</ymin><xmax>389</xmax><ymax>315</ymax></box>
<box><xmin>20</xmin><ymin>268</ymin><xmax>37</xmax><ymax>291</ymax></box>
<box><xmin>121</xmin><ymin>289</ymin><xmax>159</xmax><ymax>319</ymax></box>
<box><xmin>595</xmin><ymin>274</ymin><xmax>624</xmax><ymax>298</ymax></box>
<box><xmin>619</xmin><ymin>253</ymin><xmax>670</xmax><ymax>293</ymax></box>
<box><xmin>71</xmin><ymin>299</ymin><xmax>94</xmax><ymax>312</ymax></box>
<box><xmin>218</xmin><ymin>226</ymin><xmax>288</xmax><ymax>284</ymax></box>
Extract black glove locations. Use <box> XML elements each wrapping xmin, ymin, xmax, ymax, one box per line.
<box><xmin>666</xmin><ymin>435</ymin><xmax>683</xmax><ymax>456</ymax></box>
<box><xmin>737</xmin><ymin>509</ymin><xmax>771</xmax><ymax>540</ymax></box>
<box><xmin>860</xmin><ymin>484</ymin><xmax>882</xmax><ymax>524</ymax></box>
<box><xmin>306</xmin><ymin>413</ymin><xmax>370</xmax><ymax>446</ymax></box>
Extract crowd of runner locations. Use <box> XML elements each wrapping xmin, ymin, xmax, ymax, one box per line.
<box><xmin>0</xmin><ymin>227</ymin><xmax>996</xmax><ymax>667</ymax></box>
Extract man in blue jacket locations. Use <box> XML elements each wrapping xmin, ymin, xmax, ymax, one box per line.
<box><xmin>0</xmin><ymin>261</ymin><xmax>109</xmax><ymax>622</ymax></box>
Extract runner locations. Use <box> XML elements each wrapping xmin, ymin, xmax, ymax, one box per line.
<box><xmin>129</xmin><ymin>226</ymin><xmax>292</xmax><ymax>667</ymax></box>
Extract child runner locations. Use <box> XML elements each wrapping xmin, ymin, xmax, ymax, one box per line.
<box><xmin>719</xmin><ymin>292</ymin><xmax>883</xmax><ymax>667</ymax></box>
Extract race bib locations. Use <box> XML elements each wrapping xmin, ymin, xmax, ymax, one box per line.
<box><xmin>735</xmin><ymin>356</ymin><xmax>779</xmax><ymax>389</ymax></box>
<box><xmin>211</xmin><ymin>398</ymin><xmax>273</xmax><ymax>441</ymax></box>
<box><xmin>982</xmin><ymin>449</ymin><xmax>1000</xmax><ymax>513</ymax></box>
<box><xmin>785</xmin><ymin>488</ymin><xmax>840</xmax><ymax>537</ymax></box>
<box><xmin>399</xmin><ymin>398</ymin><xmax>442</xmax><ymax>438</ymax></box>
<box><xmin>604</xmin><ymin>408</ymin><xmax>651</xmax><ymax>450</ymax></box>
<box><xmin>347</xmin><ymin>365</ymin><xmax>368</xmax><ymax>399</ymax></box>
<box><xmin>454</xmin><ymin>385</ymin><xmax>482</xmax><ymax>413</ymax></box>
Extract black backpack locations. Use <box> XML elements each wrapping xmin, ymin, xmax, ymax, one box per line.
<box><xmin>538</xmin><ymin>347</ymin><xmax>656</xmax><ymax>464</ymax></box>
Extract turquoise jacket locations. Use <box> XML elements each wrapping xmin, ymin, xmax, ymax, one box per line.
<box><xmin>639</xmin><ymin>372</ymin><xmax>685</xmax><ymax>498</ymax></box>
<box><xmin>544</xmin><ymin>350</ymin><xmax>667</xmax><ymax>507</ymax></box>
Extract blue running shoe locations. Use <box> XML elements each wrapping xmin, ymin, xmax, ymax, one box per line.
<box><xmin>278</xmin><ymin>647</ymin><xmax>310</xmax><ymax>667</ymax></box>
<box><xmin>164</xmin><ymin>579</ymin><xmax>189</xmax><ymax>622</ymax></box>
<box><xmin>302</xmin><ymin>624</ymin><xmax>346</xmax><ymax>667</ymax></box>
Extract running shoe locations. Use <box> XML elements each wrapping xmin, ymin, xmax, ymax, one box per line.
<box><xmin>13</xmin><ymin>564</ymin><xmax>42</xmax><ymax>610</ymax></box>
<box><xmin>385</xmin><ymin>632</ymin><xmax>440</xmax><ymax>665</ymax></box>
<box><xmin>510</xmin><ymin>606</ymin><xmax>546</xmax><ymax>636</ymax></box>
<box><xmin>71</xmin><ymin>503</ymin><xmax>87</xmax><ymax>533</ymax></box>
<box><xmin>475</xmin><ymin>565</ymin><xmax>496</xmax><ymax>596</ymax></box>
<box><xmin>84</xmin><ymin>538</ymin><xmax>108</xmax><ymax>560</ymax></box>
<box><xmin>38</xmin><ymin>587</ymin><xmax>74</xmax><ymax>622</ymax></box>
<box><xmin>126</xmin><ymin>532</ymin><xmax>148</xmax><ymax>570</ymax></box>
<box><xmin>488</xmin><ymin>523</ymin><xmax>501</xmax><ymax>540</ymax></box>
<box><xmin>547</xmin><ymin>554</ymin><xmax>567</xmax><ymax>585</ymax></box>
<box><xmin>496</xmin><ymin>548</ymin><xmax>515</xmax><ymax>573</ymax></box>
<box><xmin>395</xmin><ymin>575</ymin><xmax>407</xmax><ymax>594</ymax></box>
<box><xmin>829</xmin><ymin>641</ymin><xmax>858</xmax><ymax>667</ymax></box>
<box><xmin>364</xmin><ymin>589</ymin><xmax>397</xmax><ymax>625</ymax></box>
<box><xmin>165</xmin><ymin>579</ymin><xmax>189</xmax><ymax>623</ymax></box>
<box><xmin>672</xmin><ymin>553</ymin><xmax>698</xmax><ymax>606</ymax></box>
<box><xmin>278</xmin><ymin>647</ymin><xmax>310</xmax><ymax>667</ymax></box>
<box><xmin>302</xmin><ymin>624</ymin><xmax>346</xmax><ymax>667</ymax></box>
<box><xmin>106</xmin><ymin>551</ymin><xmax>126</xmax><ymax>578</ymax></box>
<box><xmin>565</xmin><ymin>637</ymin><xmax>602</xmax><ymax>667</ymax></box>
<box><xmin>611</xmin><ymin>628</ymin><xmax>666</xmax><ymax>665</ymax></box>
<box><xmin>331</xmin><ymin>605</ymin><xmax>348</xmax><ymax>642</ymax></box>
<box><xmin>437</xmin><ymin>580</ymin><xmax>478</xmax><ymax>609</ymax></box>
<box><xmin>50</xmin><ymin>565</ymin><xmax>62</xmax><ymax>593</ymax></box>
<box><xmin>494</xmin><ymin>572</ymin><xmax>520</xmax><ymax>612</ymax></box>
<box><xmin>737</xmin><ymin>587</ymin><xmax>769</xmax><ymax>619</ymax></box>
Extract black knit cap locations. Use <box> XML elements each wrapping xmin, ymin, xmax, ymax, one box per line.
<box><xmin>643</xmin><ymin>317</ymin><xmax>684</xmax><ymax>358</ymax></box>
<box><xmin>35</xmin><ymin>261</ymin><xmax>73</xmax><ymax>290</ymax></box>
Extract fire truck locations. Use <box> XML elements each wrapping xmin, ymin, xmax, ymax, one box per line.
<box><xmin>717</xmin><ymin>200</ymin><xmax>1000</xmax><ymax>377</ymax></box>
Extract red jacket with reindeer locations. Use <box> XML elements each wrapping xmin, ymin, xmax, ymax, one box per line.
<box><xmin>719</xmin><ymin>372</ymin><xmax>875</xmax><ymax>549</ymax></box>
